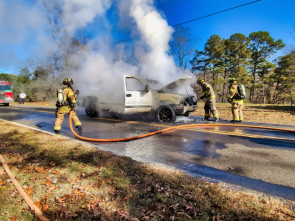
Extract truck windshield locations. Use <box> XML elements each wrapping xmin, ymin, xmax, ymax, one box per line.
<box><xmin>0</xmin><ymin>85</ymin><xmax>12</xmax><ymax>91</ymax></box>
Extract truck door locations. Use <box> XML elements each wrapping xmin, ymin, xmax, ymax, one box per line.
<box><xmin>124</xmin><ymin>76</ymin><xmax>152</xmax><ymax>114</ymax></box>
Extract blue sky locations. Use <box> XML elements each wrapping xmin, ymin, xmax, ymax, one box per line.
<box><xmin>159</xmin><ymin>0</ymin><xmax>294</xmax><ymax>52</ymax></box>
<box><xmin>0</xmin><ymin>0</ymin><xmax>294</xmax><ymax>74</ymax></box>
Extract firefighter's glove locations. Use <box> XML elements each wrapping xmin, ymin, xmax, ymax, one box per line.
<box><xmin>200</xmin><ymin>95</ymin><xmax>205</xmax><ymax>100</ymax></box>
<box><xmin>71</xmin><ymin>103</ymin><xmax>76</xmax><ymax>110</ymax></box>
<box><xmin>228</xmin><ymin>98</ymin><xmax>233</xmax><ymax>103</ymax></box>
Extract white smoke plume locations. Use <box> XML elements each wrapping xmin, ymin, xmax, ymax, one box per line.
<box><xmin>72</xmin><ymin>0</ymin><xmax>193</xmax><ymax>92</ymax></box>
<box><xmin>130</xmin><ymin>0</ymin><xmax>179</xmax><ymax>83</ymax></box>
<box><xmin>62</xmin><ymin>0</ymin><xmax>112</xmax><ymax>35</ymax></box>
<box><xmin>2</xmin><ymin>0</ymin><xmax>194</xmax><ymax>92</ymax></box>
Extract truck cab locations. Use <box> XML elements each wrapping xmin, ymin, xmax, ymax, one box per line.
<box><xmin>0</xmin><ymin>81</ymin><xmax>14</xmax><ymax>106</ymax></box>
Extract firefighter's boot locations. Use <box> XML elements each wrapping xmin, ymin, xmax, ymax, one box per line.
<box><xmin>231</xmin><ymin>120</ymin><xmax>239</xmax><ymax>123</ymax></box>
<box><xmin>202</xmin><ymin>117</ymin><xmax>209</xmax><ymax>121</ymax></box>
<box><xmin>214</xmin><ymin>117</ymin><xmax>220</xmax><ymax>122</ymax></box>
<box><xmin>77</xmin><ymin>125</ymin><xmax>82</xmax><ymax>131</ymax></box>
<box><xmin>54</xmin><ymin>130</ymin><xmax>61</xmax><ymax>134</ymax></box>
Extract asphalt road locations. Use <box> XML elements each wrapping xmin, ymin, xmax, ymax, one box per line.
<box><xmin>1</xmin><ymin>104</ymin><xmax>295</xmax><ymax>201</ymax></box>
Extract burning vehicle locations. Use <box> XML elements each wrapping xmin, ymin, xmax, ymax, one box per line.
<box><xmin>76</xmin><ymin>75</ymin><xmax>197</xmax><ymax>123</ymax></box>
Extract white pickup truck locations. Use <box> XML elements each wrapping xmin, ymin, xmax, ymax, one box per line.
<box><xmin>76</xmin><ymin>75</ymin><xmax>197</xmax><ymax>123</ymax></box>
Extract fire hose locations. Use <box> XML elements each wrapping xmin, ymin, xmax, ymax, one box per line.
<box><xmin>69</xmin><ymin>111</ymin><xmax>295</xmax><ymax>142</ymax></box>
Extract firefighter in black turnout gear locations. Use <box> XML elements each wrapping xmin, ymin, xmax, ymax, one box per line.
<box><xmin>54</xmin><ymin>78</ymin><xmax>82</xmax><ymax>133</ymax></box>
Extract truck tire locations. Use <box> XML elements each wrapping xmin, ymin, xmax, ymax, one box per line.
<box><xmin>5</xmin><ymin>103</ymin><xmax>9</xmax><ymax>106</ymax></box>
<box><xmin>155</xmin><ymin>105</ymin><xmax>176</xmax><ymax>123</ymax></box>
<box><xmin>184</xmin><ymin>112</ymin><xmax>189</xmax><ymax>117</ymax></box>
<box><xmin>85</xmin><ymin>106</ymin><xmax>99</xmax><ymax>117</ymax></box>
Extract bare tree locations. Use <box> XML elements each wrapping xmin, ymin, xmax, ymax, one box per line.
<box><xmin>40</xmin><ymin>0</ymin><xmax>90</xmax><ymax>78</ymax></box>
<box><xmin>169</xmin><ymin>26</ymin><xmax>198</xmax><ymax>70</ymax></box>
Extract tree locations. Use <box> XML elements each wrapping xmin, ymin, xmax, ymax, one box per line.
<box><xmin>39</xmin><ymin>0</ymin><xmax>90</xmax><ymax>77</ymax></box>
<box><xmin>248</xmin><ymin>31</ymin><xmax>285</xmax><ymax>101</ymax></box>
<box><xmin>169</xmin><ymin>26</ymin><xmax>198</xmax><ymax>70</ymax></box>
<box><xmin>270</xmin><ymin>51</ymin><xmax>295</xmax><ymax>102</ymax></box>
<box><xmin>190</xmin><ymin>34</ymin><xmax>227</xmax><ymax>100</ymax></box>
<box><xmin>18</xmin><ymin>68</ymin><xmax>32</xmax><ymax>84</ymax></box>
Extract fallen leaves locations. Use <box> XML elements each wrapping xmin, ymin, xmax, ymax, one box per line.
<box><xmin>71</xmin><ymin>188</ymin><xmax>86</xmax><ymax>203</ymax></box>
<box><xmin>41</xmin><ymin>178</ymin><xmax>51</xmax><ymax>186</ymax></box>
<box><xmin>23</xmin><ymin>186</ymin><xmax>34</xmax><ymax>197</ymax></box>
<box><xmin>34</xmin><ymin>197</ymin><xmax>50</xmax><ymax>213</ymax></box>
<box><xmin>35</xmin><ymin>167</ymin><xmax>50</xmax><ymax>174</ymax></box>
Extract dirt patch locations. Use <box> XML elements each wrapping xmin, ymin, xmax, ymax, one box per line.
<box><xmin>0</xmin><ymin>121</ymin><xmax>294</xmax><ymax>220</ymax></box>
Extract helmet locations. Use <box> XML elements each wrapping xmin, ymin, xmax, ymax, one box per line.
<box><xmin>197</xmin><ymin>78</ymin><xmax>204</xmax><ymax>84</ymax></box>
<box><xmin>228</xmin><ymin>78</ymin><xmax>237</xmax><ymax>83</ymax></box>
<box><xmin>62</xmin><ymin>78</ymin><xmax>74</xmax><ymax>86</ymax></box>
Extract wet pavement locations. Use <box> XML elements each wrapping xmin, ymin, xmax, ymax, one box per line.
<box><xmin>1</xmin><ymin>104</ymin><xmax>295</xmax><ymax>201</ymax></box>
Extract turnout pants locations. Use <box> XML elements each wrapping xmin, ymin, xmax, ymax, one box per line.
<box><xmin>54</xmin><ymin>109</ymin><xmax>81</xmax><ymax>131</ymax></box>
<box><xmin>204</xmin><ymin>99</ymin><xmax>219</xmax><ymax>119</ymax></box>
<box><xmin>231</xmin><ymin>101</ymin><xmax>244</xmax><ymax>121</ymax></box>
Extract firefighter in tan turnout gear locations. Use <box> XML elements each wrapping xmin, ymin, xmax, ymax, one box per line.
<box><xmin>54</xmin><ymin>78</ymin><xmax>82</xmax><ymax>133</ymax></box>
<box><xmin>228</xmin><ymin>78</ymin><xmax>244</xmax><ymax>123</ymax></box>
<box><xmin>196</xmin><ymin>78</ymin><xmax>219</xmax><ymax>122</ymax></box>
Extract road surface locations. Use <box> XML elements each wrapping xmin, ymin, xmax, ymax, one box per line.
<box><xmin>1</xmin><ymin>104</ymin><xmax>295</xmax><ymax>201</ymax></box>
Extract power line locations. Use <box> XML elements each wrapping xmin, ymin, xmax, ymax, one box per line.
<box><xmin>95</xmin><ymin>1</ymin><xmax>262</xmax><ymax>48</ymax></box>
<box><xmin>173</xmin><ymin>0</ymin><xmax>261</xmax><ymax>27</ymax></box>
<box><xmin>0</xmin><ymin>0</ymin><xmax>261</xmax><ymax>73</ymax></box>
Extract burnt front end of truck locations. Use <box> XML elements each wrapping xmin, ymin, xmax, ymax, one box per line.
<box><xmin>175</xmin><ymin>96</ymin><xmax>197</xmax><ymax>116</ymax></box>
<box><xmin>154</xmin><ymin>92</ymin><xmax>197</xmax><ymax>117</ymax></box>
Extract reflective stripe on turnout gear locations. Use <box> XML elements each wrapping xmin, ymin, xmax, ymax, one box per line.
<box><xmin>74</xmin><ymin>122</ymin><xmax>81</xmax><ymax>126</ymax></box>
<box><xmin>233</xmin><ymin>99</ymin><xmax>244</xmax><ymax>104</ymax></box>
<box><xmin>201</xmin><ymin>82</ymin><xmax>215</xmax><ymax>100</ymax></box>
<box><xmin>206</xmin><ymin>95</ymin><xmax>215</xmax><ymax>101</ymax></box>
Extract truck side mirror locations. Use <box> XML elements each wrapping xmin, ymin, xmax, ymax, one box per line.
<box><xmin>145</xmin><ymin>84</ymin><xmax>149</xmax><ymax>93</ymax></box>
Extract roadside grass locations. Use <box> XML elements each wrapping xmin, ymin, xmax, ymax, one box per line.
<box><xmin>1</xmin><ymin>121</ymin><xmax>295</xmax><ymax>220</ymax></box>
<box><xmin>192</xmin><ymin>102</ymin><xmax>295</xmax><ymax>125</ymax></box>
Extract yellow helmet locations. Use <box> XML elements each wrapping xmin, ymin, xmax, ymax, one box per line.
<box><xmin>63</xmin><ymin>78</ymin><xmax>74</xmax><ymax>85</ymax></box>
<box><xmin>197</xmin><ymin>78</ymin><xmax>204</xmax><ymax>84</ymax></box>
<box><xmin>228</xmin><ymin>78</ymin><xmax>237</xmax><ymax>83</ymax></box>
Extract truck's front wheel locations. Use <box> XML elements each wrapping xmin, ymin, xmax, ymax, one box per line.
<box><xmin>85</xmin><ymin>107</ymin><xmax>99</xmax><ymax>117</ymax></box>
<box><xmin>155</xmin><ymin>105</ymin><xmax>176</xmax><ymax>123</ymax></box>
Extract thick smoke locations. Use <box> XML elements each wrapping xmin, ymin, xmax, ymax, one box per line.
<box><xmin>2</xmin><ymin>0</ymin><xmax>194</xmax><ymax>93</ymax></box>
<box><xmin>62</xmin><ymin>0</ymin><xmax>112</xmax><ymax>35</ymax></box>
<box><xmin>130</xmin><ymin>0</ymin><xmax>178</xmax><ymax>83</ymax></box>
<box><xmin>73</xmin><ymin>0</ymin><xmax>192</xmax><ymax>93</ymax></box>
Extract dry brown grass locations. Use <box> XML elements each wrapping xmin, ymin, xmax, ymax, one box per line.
<box><xmin>192</xmin><ymin>102</ymin><xmax>295</xmax><ymax>125</ymax></box>
<box><xmin>0</xmin><ymin>121</ymin><xmax>294</xmax><ymax>220</ymax></box>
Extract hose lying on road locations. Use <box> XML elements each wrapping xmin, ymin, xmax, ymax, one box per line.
<box><xmin>0</xmin><ymin>155</ymin><xmax>49</xmax><ymax>221</ymax></box>
<box><xmin>69</xmin><ymin>111</ymin><xmax>295</xmax><ymax>142</ymax></box>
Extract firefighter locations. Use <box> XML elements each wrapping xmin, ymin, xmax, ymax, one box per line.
<box><xmin>54</xmin><ymin>78</ymin><xmax>82</xmax><ymax>133</ymax></box>
<box><xmin>228</xmin><ymin>78</ymin><xmax>243</xmax><ymax>122</ymax></box>
<box><xmin>196</xmin><ymin>78</ymin><xmax>219</xmax><ymax>122</ymax></box>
